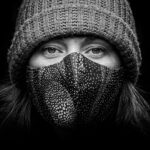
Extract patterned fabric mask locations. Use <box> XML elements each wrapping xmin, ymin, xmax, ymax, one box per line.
<box><xmin>26</xmin><ymin>52</ymin><xmax>124</xmax><ymax>128</ymax></box>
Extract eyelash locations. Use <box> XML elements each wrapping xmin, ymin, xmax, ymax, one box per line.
<box><xmin>84</xmin><ymin>47</ymin><xmax>106</xmax><ymax>59</ymax></box>
<box><xmin>86</xmin><ymin>47</ymin><xmax>105</xmax><ymax>54</ymax></box>
<box><xmin>41</xmin><ymin>46</ymin><xmax>106</xmax><ymax>58</ymax></box>
<box><xmin>41</xmin><ymin>47</ymin><xmax>63</xmax><ymax>57</ymax></box>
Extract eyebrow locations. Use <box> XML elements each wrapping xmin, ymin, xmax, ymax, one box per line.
<box><xmin>82</xmin><ymin>37</ymin><xmax>97</xmax><ymax>45</ymax></box>
<box><xmin>81</xmin><ymin>36</ymin><xmax>109</xmax><ymax>47</ymax></box>
<box><xmin>46</xmin><ymin>39</ymin><xmax>66</xmax><ymax>48</ymax></box>
<box><xmin>47</xmin><ymin>36</ymin><xmax>109</xmax><ymax>48</ymax></box>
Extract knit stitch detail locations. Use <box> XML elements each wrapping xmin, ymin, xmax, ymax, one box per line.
<box><xmin>7</xmin><ymin>0</ymin><xmax>142</xmax><ymax>84</ymax></box>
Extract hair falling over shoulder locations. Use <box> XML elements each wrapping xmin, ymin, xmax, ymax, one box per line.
<box><xmin>0</xmin><ymin>80</ymin><xmax>31</xmax><ymax>128</ymax></box>
<box><xmin>116</xmin><ymin>82</ymin><xmax>150</xmax><ymax>133</ymax></box>
<box><xmin>0</xmin><ymin>79</ymin><xmax>150</xmax><ymax>133</ymax></box>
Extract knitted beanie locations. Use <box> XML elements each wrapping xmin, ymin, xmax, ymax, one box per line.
<box><xmin>7</xmin><ymin>0</ymin><xmax>142</xmax><ymax>84</ymax></box>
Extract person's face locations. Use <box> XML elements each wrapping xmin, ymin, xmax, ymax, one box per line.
<box><xmin>27</xmin><ymin>37</ymin><xmax>124</xmax><ymax>127</ymax></box>
<box><xmin>29</xmin><ymin>36</ymin><xmax>121</xmax><ymax>68</ymax></box>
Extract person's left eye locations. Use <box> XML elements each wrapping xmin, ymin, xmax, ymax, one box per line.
<box><xmin>84</xmin><ymin>47</ymin><xmax>106</xmax><ymax>59</ymax></box>
<box><xmin>41</xmin><ymin>47</ymin><xmax>63</xmax><ymax>58</ymax></box>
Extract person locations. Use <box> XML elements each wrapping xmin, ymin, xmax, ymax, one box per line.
<box><xmin>0</xmin><ymin>0</ymin><xmax>150</xmax><ymax>148</ymax></box>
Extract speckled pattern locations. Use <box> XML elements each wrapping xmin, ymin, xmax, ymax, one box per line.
<box><xmin>26</xmin><ymin>53</ymin><xmax>124</xmax><ymax>127</ymax></box>
<box><xmin>8</xmin><ymin>0</ymin><xmax>141</xmax><ymax>84</ymax></box>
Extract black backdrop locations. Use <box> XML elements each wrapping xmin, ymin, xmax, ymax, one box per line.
<box><xmin>0</xmin><ymin>0</ymin><xmax>150</xmax><ymax>98</ymax></box>
<box><xmin>0</xmin><ymin>0</ymin><xmax>150</xmax><ymax>148</ymax></box>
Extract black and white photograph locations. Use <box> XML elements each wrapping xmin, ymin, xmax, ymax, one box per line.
<box><xmin>0</xmin><ymin>0</ymin><xmax>150</xmax><ymax>149</ymax></box>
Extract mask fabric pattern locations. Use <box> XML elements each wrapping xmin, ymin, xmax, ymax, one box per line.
<box><xmin>26</xmin><ymin>52</ymin><xmax>124</xmax><ymax>128</ymax></box>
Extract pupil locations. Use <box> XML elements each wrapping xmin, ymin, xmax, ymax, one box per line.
<box><xmin>48</xmin><ymin>48</ymin><xmax>56</xmax><ymax>53</ymax></box>
<box><xmin>92</xmin><ymin>48</ymin><xmax>101</xmax><ymax>54</ymax></box>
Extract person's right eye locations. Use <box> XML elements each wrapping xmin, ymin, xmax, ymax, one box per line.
<box><xmin>41</xmin><ymin>47</ymin><xmax>63</xmax><ymax>59</ymax></box>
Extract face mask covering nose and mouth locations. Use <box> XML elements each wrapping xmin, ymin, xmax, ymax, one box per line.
<box><xmin>26</xmin><ymin>52</ymin><xmax>124</xmax><ymax>128</ymax></box>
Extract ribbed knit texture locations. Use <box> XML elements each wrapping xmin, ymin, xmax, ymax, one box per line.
<box><xmin>7</xmin><ymin>0</ymin><xmax>142</xmax><ymax>84</ymax></box>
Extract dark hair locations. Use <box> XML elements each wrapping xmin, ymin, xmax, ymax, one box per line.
<box><xmin>0</xmin><ymin>80</ymin><xmax>31</xmax><ymax>128</ymax></box>
<box><xmin>0</xmin><ymin>77</ymin><xmax>150</xmax><ymax>132</ymax></box>
<box><xmin>116</xmin><ymin>82</ymin><xmax>150</xmax><ymax>133</ymax></box>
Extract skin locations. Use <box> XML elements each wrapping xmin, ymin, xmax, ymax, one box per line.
<box><xmin>29</xmin><ymin>36</ymin><xmax>121</xmax><ymax>68</ymax></box>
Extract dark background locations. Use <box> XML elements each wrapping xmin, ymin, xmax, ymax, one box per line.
<box><xmin>0</xmin><ymin>0</ymin><xmax>150</xmax><ymax>148</ymax></box>
<box><xmin>0</xmin><ymin>0</ymin><xmax>150</xmax><ymax>100</ymax></box>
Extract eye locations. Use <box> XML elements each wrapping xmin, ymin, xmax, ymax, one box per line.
<box><xmin>41</xmin><ymin>47</ymin><xmax>63</xmax><ymax>58</ymax></box>
<box><xmin>84</xmin><ymin>47</ymin><xmax>106</xmax><ymax>59</ymax></box>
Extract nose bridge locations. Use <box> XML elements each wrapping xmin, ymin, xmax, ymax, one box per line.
<box><xmin>68</xmin><ymin>45</ymin><xmax>79</xmax><ymax>54</ymax></box>
<box><xmin>66</xmin><ymin>38</ymin><xmax>83</xmax><ymax>54</ymax></box>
